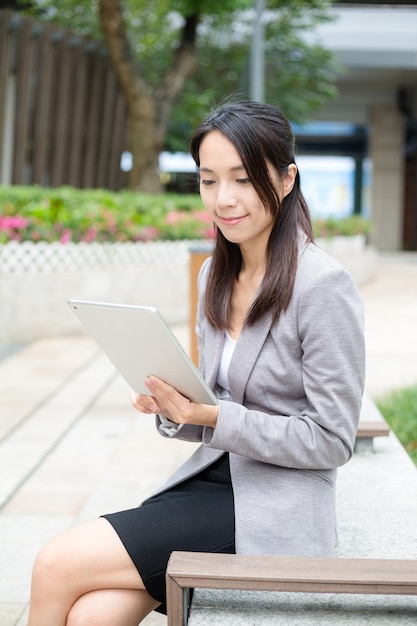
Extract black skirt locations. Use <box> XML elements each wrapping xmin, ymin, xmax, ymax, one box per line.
<box><xmin>102</xmin><ymin>453</ymin><xmax>235</xmax><ymax>615</ymax></box>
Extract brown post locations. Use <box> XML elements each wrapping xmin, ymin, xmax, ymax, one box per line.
<box><xmin>189</xmin><ymin>245</ymin><xmax>212</xmax><ymax>365</ymax></box>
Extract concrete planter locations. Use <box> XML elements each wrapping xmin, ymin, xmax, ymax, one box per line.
<box><xmin>0</xmin><ymin>237</ymin><xmax>377</xmax><ymax>344</ymax></box>
<box><xmin>0</xmin><ymin>241</ymin><xmax>196</xmax><ymax>344</ymax></box>
<box><xmin>316</xmin><ymin>233</ymin><xmax>367</xmax><ymax>253</ymax></box>
<box><xmin>316</xmin><ymin>234</ymin><xmax>378</xmax><ymax>285</ymax></box>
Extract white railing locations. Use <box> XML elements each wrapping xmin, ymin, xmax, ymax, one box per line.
<box><xmin>0</xmin><ymin>237</ymin><xmax>366</xmax><ymax>274</ymax></box>
<box><xmin>0</xmin><ymin>240</ymin><xmax>205</xmax><ymax>274</ymax></box>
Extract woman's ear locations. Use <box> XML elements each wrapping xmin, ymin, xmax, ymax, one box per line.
<box><xmin>282</xmin><ymin>163</ymin><xmax>297</xmax><ymax>198</ymax></box>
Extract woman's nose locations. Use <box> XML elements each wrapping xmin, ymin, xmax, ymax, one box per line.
<box><xmin>216</xmin><ymin>183</ymin><xmax>237</xmax><ymax>209</ymax></box>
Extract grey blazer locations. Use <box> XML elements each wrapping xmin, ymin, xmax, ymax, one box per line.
<box><xmin>153</xmin><ymin>238</ymin><xmax>365</xmax><ymax>557</ymax></box>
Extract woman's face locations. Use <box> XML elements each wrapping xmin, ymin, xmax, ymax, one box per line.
<box><xmin>198</xmin><ymin>130</ymin><xmax>295</xmax><ymax>251</ymax></box>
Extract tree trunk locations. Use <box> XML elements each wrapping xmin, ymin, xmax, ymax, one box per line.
<box><xmin>99</xmin><ymin>0</ymin><xmax>199</xmax><ymax>192</ymax></box>
<box><xmin>127</xmin><ymin>101</ymin><xmax>161</xmax><ymax>192</ymax></box>
<box><xmin>98</xmin><ymin>0</ymin><xmax>160</xmax><ymax>191</ymax></box>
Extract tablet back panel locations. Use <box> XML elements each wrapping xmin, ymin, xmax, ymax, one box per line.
<box><xmin>68</xmin><ymin>300</ymin><xmax>218</xmax><ymax>406</ymax></box>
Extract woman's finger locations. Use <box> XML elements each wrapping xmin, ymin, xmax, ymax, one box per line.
<box><xmin>130</xmin><ymin>389</ymin><xmax>159</xmax><ymax>414</ymax></box>
<box><xmin>144</xmin><ymin>376</ymin><xmax>192</xmax><ymax>423</ymax></box>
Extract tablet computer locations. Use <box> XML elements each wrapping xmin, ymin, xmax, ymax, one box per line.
<box><xmin>68</xmin><ymin>299</ymin><xmax>218</xmax><ymax>406</ymax></box>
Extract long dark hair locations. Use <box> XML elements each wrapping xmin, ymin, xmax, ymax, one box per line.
<box><xmin>190</xmin><ymin>100</ymin><xmax>313</xmax><ymax>330</ymax></box>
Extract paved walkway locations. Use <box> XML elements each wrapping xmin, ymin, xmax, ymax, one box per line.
<box><xmin>360</xmin><ymin>252</ymin><xmax>417</xmax><ymax>398</ymax></box>
<box><xmin>0</xmin><ymin>252</ymin><xmax>416</xmax><ymax>626</ymax></box>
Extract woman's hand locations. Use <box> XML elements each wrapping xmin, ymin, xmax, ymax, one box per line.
<box><xmin>130</xmin><ymin>376</ymin><xmax>218</xmax><ymax>427</ymax></box>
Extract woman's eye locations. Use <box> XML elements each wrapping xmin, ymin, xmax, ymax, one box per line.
<box><xmin>200</xmin><ymin>179</ymin><xmax>215</xmax><ymax>186</ymax></box>
<box><xmin>236</xmin><ymin>178</ymin><xmax>251</xmax><ymax>185</ymax></box>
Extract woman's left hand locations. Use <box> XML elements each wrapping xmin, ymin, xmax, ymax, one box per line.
<box><xmin>131</xmin><ymin>376</ymin><xmax>218</xmax><ymax>427</ymax></box>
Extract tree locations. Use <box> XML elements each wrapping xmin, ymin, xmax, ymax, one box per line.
<box><xmin>166</xmin><ymin>5</ymin><xmax>338</xmax><ymax>152</ymax></box>
<box><xmin>98</xmin><ymin>0</ymin><xmax>200</xmax><ymax>191</ymax></box>
<box><xmin>24</xmin><ymin>0</ymin><xmax>337</xmax><ymax>192</ymax></box>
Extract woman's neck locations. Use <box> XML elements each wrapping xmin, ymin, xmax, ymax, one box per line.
<box><xmin>239</xmin><ymin>243</ymin><xmax>267</xmax><ymax>283</ymax></box>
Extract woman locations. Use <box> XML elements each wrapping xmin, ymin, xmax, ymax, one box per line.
<box><xmin>28</xmin><ymin>101</ymin><xmax>365</xmax><ymax>625</ymax></box>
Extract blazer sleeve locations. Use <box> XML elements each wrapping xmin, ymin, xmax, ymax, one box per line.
<box><xmin>201</xmin><ymin>265</ymin><xmax>365</xmax><ymax>470</ymax></box>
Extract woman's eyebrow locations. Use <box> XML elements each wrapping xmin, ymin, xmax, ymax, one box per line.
<box><xmin>198</xmin><ymin>165</ymin><xmax>246</xmax><ymax>173</ymax></box>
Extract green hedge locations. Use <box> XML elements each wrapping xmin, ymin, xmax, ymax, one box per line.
<box><xmin>377</xmin><ymin>384</ymin><xmax>417</xmax><ymax>466</ymax></box>
<box><xmin>0</xmin><ymin>185</ymin><xmax>370</xmax><ymax>244</ymax></box>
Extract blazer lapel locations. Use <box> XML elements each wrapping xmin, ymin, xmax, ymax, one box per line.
<box><xmin>228</xmin><ymin>312</ymin><xmax>273</xmax><ymax>404</ymax></box>
<box><xmin>202</xmin><ymin>235</ymin><xmax>308</xmax><ymax>404</ymax></box>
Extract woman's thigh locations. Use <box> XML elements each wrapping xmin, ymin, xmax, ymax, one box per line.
<box><xmin>34</xmin><ymin>517</ymin><xmax>144</xmax><ymax>594</ymax></box>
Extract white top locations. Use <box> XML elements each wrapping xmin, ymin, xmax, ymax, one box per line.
<box><xmin>216</xmin><ymin>331</ymin><xmax>237</xmax><ymax>391</ymax></box>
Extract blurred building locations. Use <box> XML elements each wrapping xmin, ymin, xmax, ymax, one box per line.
<box><xmin>298</xmin><ymin>1</ymin><xmax>417</xmax><ymax>250</ymax></box>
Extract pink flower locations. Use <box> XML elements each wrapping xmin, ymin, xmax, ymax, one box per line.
<box><xmin>190</xmin><ymin>210</ymin><xmax>215</xmax><ymax>238</ymax></box>
<box><xmin>191</xmin><ymin>210</ymin><xmax>212</xmax><ymax>224</ymax></box>
<box><xmin>60</xmin><ymin>229</ymin><xmax>72</xmax><ymax>243</ymax></box>
<box><xmin>202</xmin><ymin>225</ymin><xmax>216</xmax><ymax>239</ymax></box>
<box><xmin>165</xmin><ymin>211</ymin><xmax>185</xmax><ymax>225</ymax></box>
<box><xmin>103</xmin><ymin>210</ymin><xmax>117</xmax><ymax>231</ymax></box>
<box><xmin>0</xmin><ymin>215</ymin><xmax>28</xmax><ymax>231</ymax></box>
<box><xmin>82</xmin><ymin>227</ymin><xmax>97</xmax><ymax>243</ymax></box>
<box><xmin>137</xmin><ymin>226</ymin><xmax>160</xmax><ymax>242</ymax></box>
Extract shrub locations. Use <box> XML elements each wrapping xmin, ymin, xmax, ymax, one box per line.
<box><xmin>313</xmin><ymin>215</ymin><xmax>370</xmax><ymax>239</ymax></box>
<box><xmin>0</xmin><ymin>185</ymin><xmax>369</xmax><ymax>244</ymax></box>
<box><xmin>377</xmin><ymin>384</ymin><xmax>417</xmax><ymax>466</ymax></box>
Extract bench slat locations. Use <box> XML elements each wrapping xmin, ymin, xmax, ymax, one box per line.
<box><xmin>166</xmin><ymin>553</ymin><xmax>417</xmax><ymax>626</ymax></box>
<box><xmin>356</xmin><ymin>420</ymin><xmax>390</xmax><ymax>438</ymax></box>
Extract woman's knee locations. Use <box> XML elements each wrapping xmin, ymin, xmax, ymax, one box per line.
<box><xmin>66</xmin><ymin>589</ymin><xmax>156</xmax><ymax>626</ymax></box>
<box><xmin>66</xmin><ymin>600</ymin><xmax>103</xmax><ymax>626</ymax></box>
<box><xmin>31</xmin><ymin>531</ymin><xmax>78</xmax><ymax>592</ymax></box>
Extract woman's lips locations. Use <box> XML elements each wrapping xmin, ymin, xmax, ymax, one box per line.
<box><xmin>217</xmin><ymin>215</ymin><xmax>247</xmax><ymax>226</ymax></box>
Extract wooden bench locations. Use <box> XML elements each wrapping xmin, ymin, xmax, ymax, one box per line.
<box><xmin>166</xmin><ymin>552</ymin><xmax>417</xmax><ymax>626</ymax></box>
<box><xmin>355</xmin><ymin>419</ymin><xmax>390</xmax><ymax>452</ymax></box>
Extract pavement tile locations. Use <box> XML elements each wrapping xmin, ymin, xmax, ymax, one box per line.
<box><xmin>0</xmin><ymin>605</ymin><xmax>27</xmax><ymax>626</ymax></box>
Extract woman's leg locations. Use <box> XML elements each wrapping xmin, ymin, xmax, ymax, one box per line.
<box><xmin>67</xmin><ymin>588</ymin><xmax>159</xmax><ymax>626</ymax></box>
<box><xmin>28</xmin><ymin>517</ymin><xmax>159</xmax><ymax>626</ymax></box>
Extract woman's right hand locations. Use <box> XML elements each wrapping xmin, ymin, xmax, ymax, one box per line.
<box><xmin>130</xmin><ymin>377</ymin><xmax>218</xmax><ymax>427</ymax></box>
